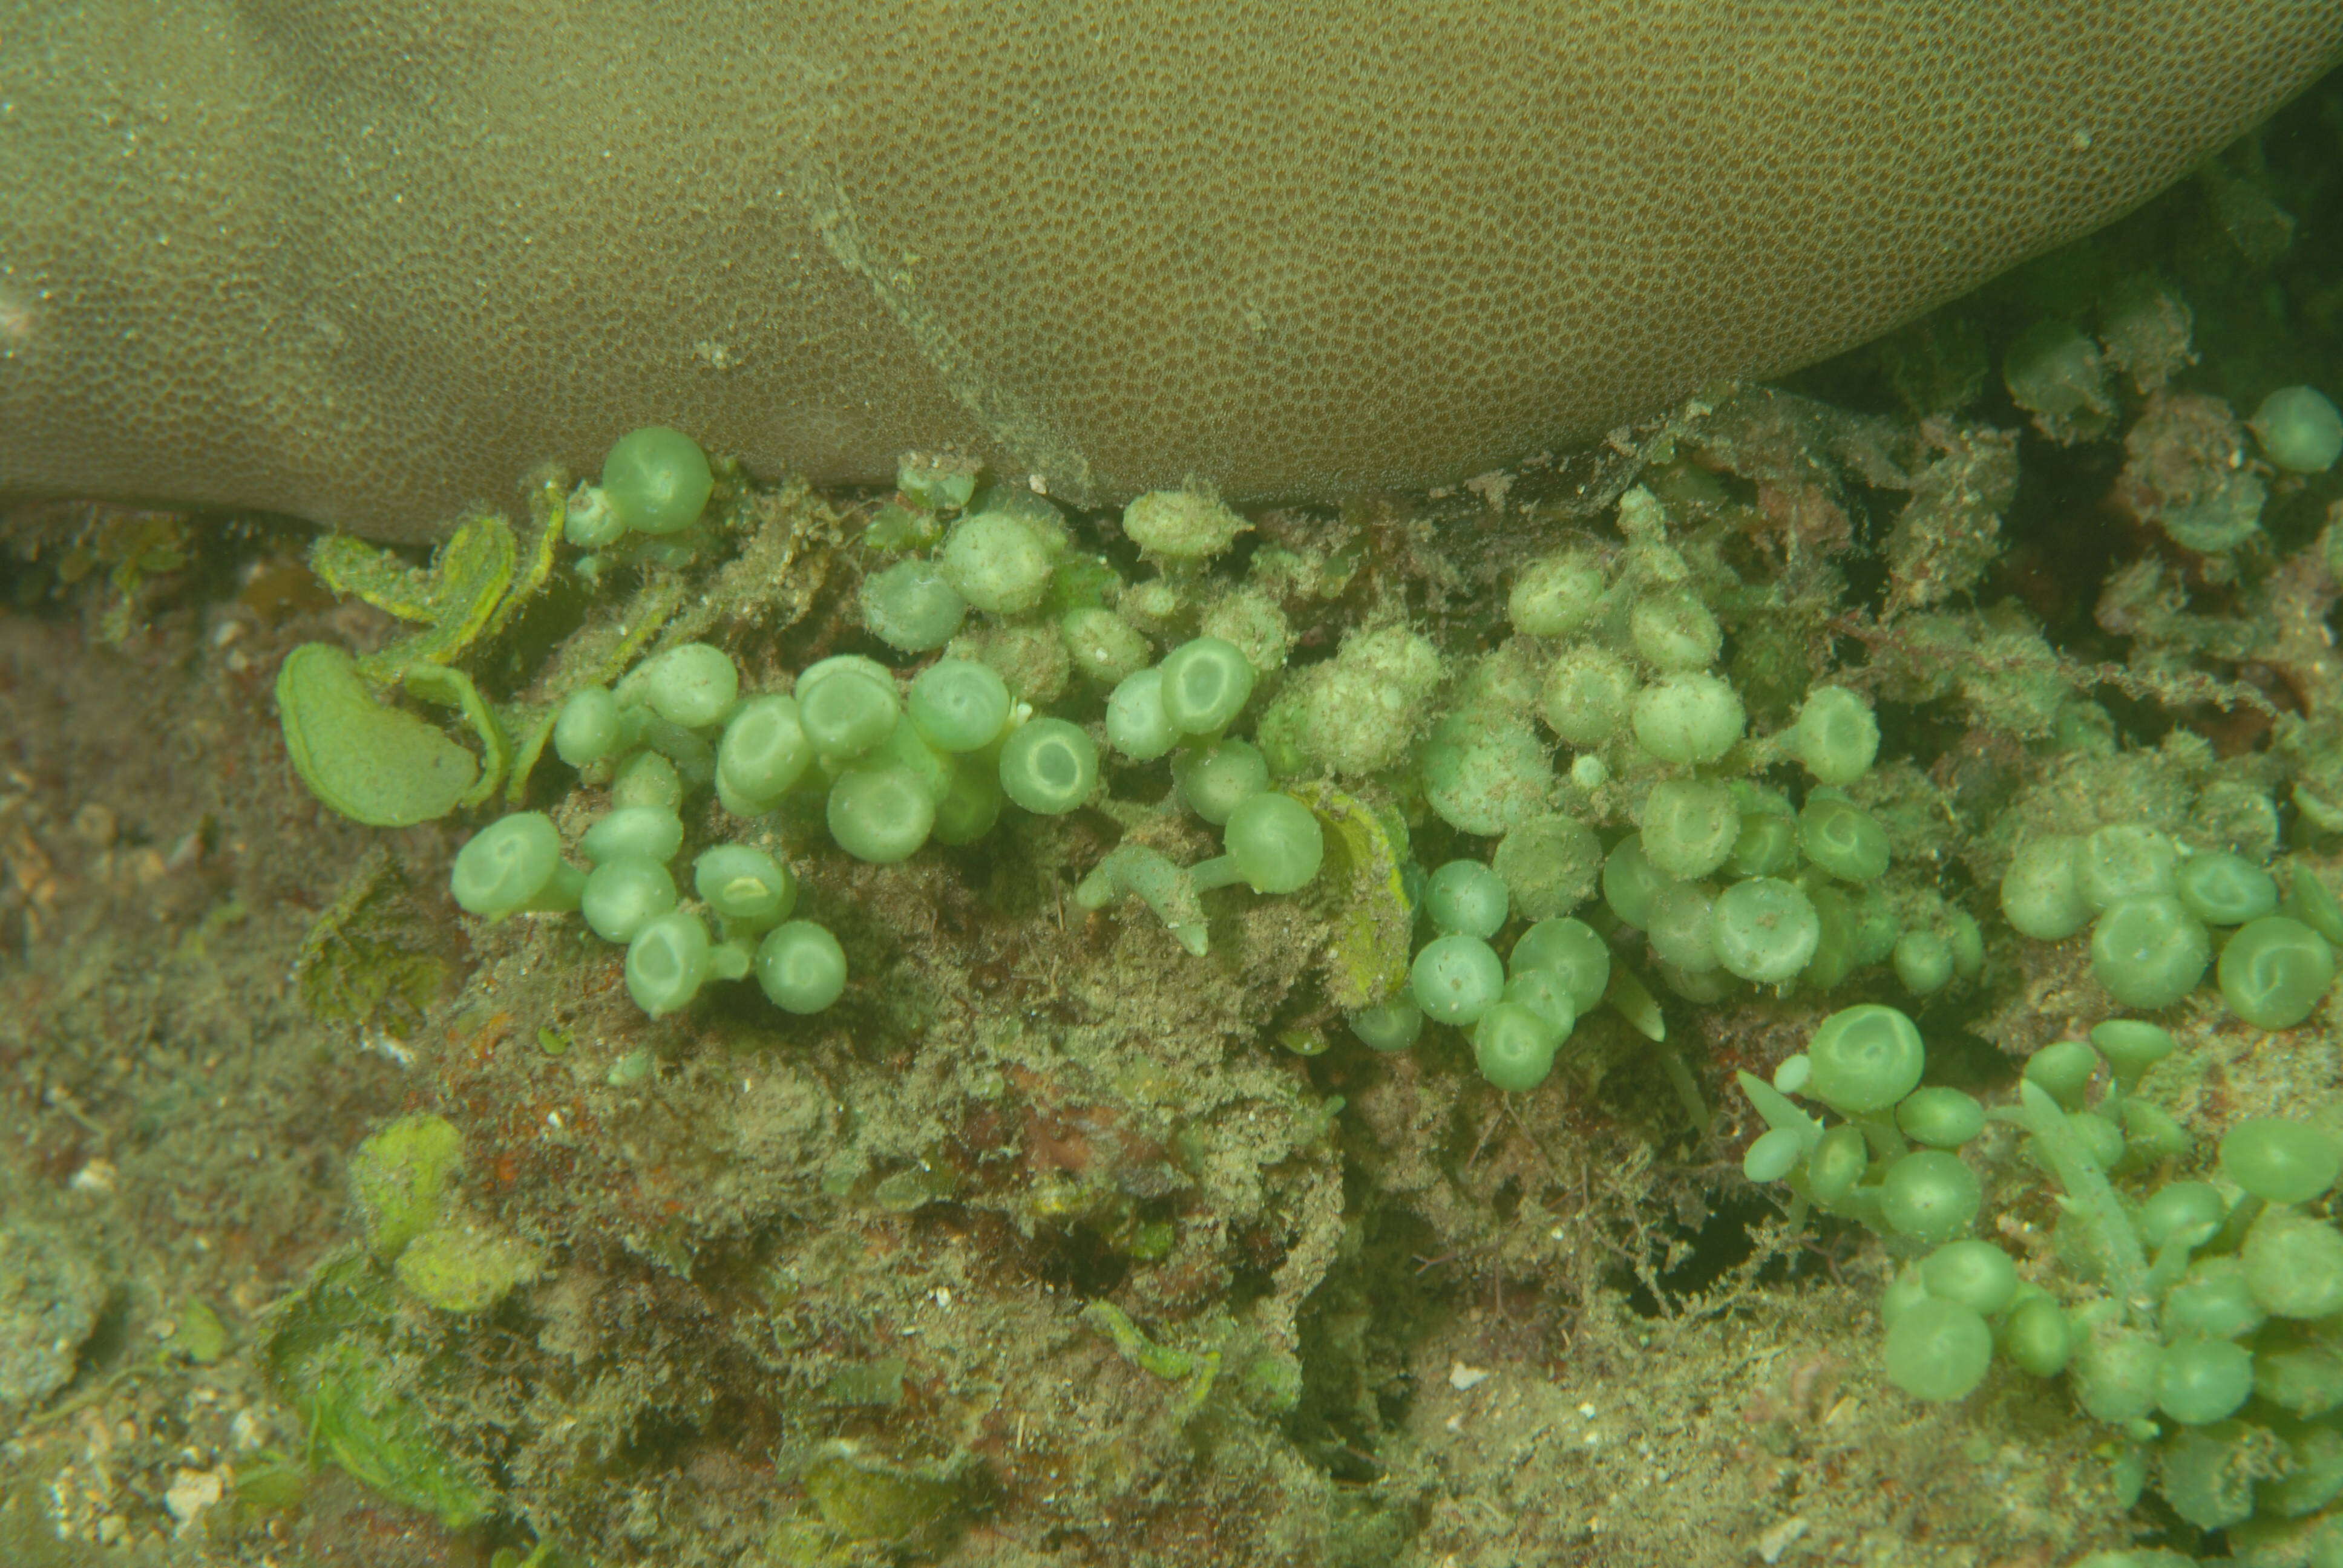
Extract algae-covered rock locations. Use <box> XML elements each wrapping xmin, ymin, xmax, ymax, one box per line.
<box><xmin>801</xmin><ymin>1450</ymin><xmax>967</xmax><ymax>1544</ymax></box>
<box><xmin>1124</xmin><ymin>490</ymin><xmax>1251</xmax><ymax>565</ymax></box>
<box><xmin>266</xmin><ymin>1253</ymin><xmax>495</xmax><ymax>1530</ymax></box>
<box><xmin>0</xmin><ymin>1222</ymin><xmax>104</xmax><ymax>1407</ymax></box>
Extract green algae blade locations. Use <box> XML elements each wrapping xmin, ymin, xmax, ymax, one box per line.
<box><xmin>277</xmin><ymin>643</ymin><xmax>477</xmax><ymax>826</ymax></box>
<box><xmin>310</xmin><ymin>511</ymin><xmax>520</xmax><ymax>680</ymax></box>
<box><xmin>266</xmin><ymin>1253</ymin><xmax>495</xmax><ymax>1530</ymax></box>
<box><xmin>1296</xmin><ymin>784</ymin><xmax>1413</xmax><ymax>1010</ymax></box>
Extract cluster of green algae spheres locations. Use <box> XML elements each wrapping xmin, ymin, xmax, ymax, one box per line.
<box><xmin>2003</xmin><ymin>822</ymin><xmax>2342</xmax><ymax>1025</ymax></box>
<box><xmin>867</xmin><ymin>469</ymin><xmax>1333</xmax><ymax>920</ymax></box>
<box><xmin>439</xmin><ymin>384</ymin><xmax>2343</xmax><ymax>1063</ymax></box>
<box><xmin>247</xmin><ymin>244</ymin><xmax>2343</xmax><ymax>1558</ymax></box>
<box><xmin>851</xmin><ymin>443</ymin><xmax>1966</xmax><ymax>1094</ymax></box>
<box><xmin>871</xmin><ymin>442</ymin><xmax>1972</xmax><ymax>1103</ymax></box>
<box><xmin>435</xmin><ymin>426</ymin><xmax>848</xmax><ymax>1021</ymax></box>
<box><xmin>451</xmin><ymin>416</ymin><xmax>1926</xmax><ymax>1077</ymax></box>
<box><xmin>854</xmin><ymin>460</ymin><xmax>1352</xmax><ymax>938</ymax></box>
<box><xmin>448</xmin><ymin>430</ymin><xmax>1350</xmax><ymax>1025</ymax></box>
<box><xmin>1302</xmin><ymin>483</ymin><xmax>2005</xmax><ymax>1096</ymax></box>
<box><xmin>1740</xmin><ymin>1002</ymin><xmax>2343</xmax><ymax>1566</ymax></box>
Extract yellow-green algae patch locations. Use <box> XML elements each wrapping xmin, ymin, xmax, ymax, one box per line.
<box><xmin>392</xmin><ymin>1224</ymin><xmax>544</xmax><ymax>1314</ymax></box>
<box><xmin>347</xmin><ymin>1113</ymin><xmax>464</xmax><ymax>1261</ymax></box>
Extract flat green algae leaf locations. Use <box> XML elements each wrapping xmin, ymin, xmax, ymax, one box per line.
<box><xmin>483</xmin><ymin>475</ymin><xmax>567</xmax><ymax>641</ymax></box>
<box><xmin>303</xmin><ymin>1333</ymin><xmax>494</xmax><ymax>1529</ymax></box>
<box><xmin>310</xmin><ymin>511</ymin><xmax>520</xmax><ymax>679</ymax></box>
<box><xmin>266</xmin><ymin>1253</ymin><xmax>494</xmax><ymax>1530</ymax></box>
<box><xmin>1081</xmin><ymin>1300</ymin><xmax>1221</xmax><ymax>1413</ymax></box>
<box><xmin>1606</xmin><ymin>958</ymin><xmax>1666</xmax><ymax>1042</ymax></box>
<box><xmin>278</xmin><ymin>643</ymin><xmax>477</xmax><ymax>826</ymax></box>
<box><xmin>310</xmin><ymin>535</ymin><xmax>445</xmax><ymax>626</ymax></box>
<box><xmin>294</xmin><ymin>503</ymin><xmax>577</xmax><ymax>806</ymax></box>
<box><xmin>502</xmin><ymin>702</ymin><xmax>560</xmax><ymax>805</ymax></box>
<box><xmin>1083</xmin><ymin>1300</ymin><xmax>1196</xmax><ymax>1380</ymax></box>
<box><xmin>173</xmin><ymin>1298</ymin><xmax>229</xmax><ymax>1364</ymax></box>
<box><xmin>295</xmin><ymin>848</ymin><xmax>451</xmax><ymax>1032</ymax></box>
<box><xmin>403</xmin><ymin>661</ymin><xmax>511</xmax><ymax>806</ymax></box>
<box><xmin>388</xmin><ymin>513</ymin><xmax>518</xmax><ymax>670</ymax></box>
<box><xmin>1294</xmin><ymin>783</ymin><xmax>1412</xmax><ymax>1010</ymax></box>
